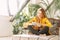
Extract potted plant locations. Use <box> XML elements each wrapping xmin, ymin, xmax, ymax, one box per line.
<box><xmin>13</xmin><ymin>24</ymin><xmax>19</xmax><ymax>34</ymax></box>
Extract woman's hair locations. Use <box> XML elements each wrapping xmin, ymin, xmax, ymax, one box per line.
<box><xmin>37</xmin><ymin>8</ymin><xmax>46</xmax><ymax>18</ymax></box>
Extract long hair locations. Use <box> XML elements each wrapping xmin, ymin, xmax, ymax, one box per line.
<box><xmin>37</xmin><ymin>8</ymin><xmax>46</xmax><ymax>18</ymax></box>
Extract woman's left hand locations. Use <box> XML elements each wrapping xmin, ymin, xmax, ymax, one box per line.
<box><xmin>41</xmin><ymin>24</ymin><xmax>47</xmax><ymax>27</ymax></box>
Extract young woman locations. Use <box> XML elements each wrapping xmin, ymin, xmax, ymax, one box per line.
<box><xmin>27</xmin><ymin>8</ymin><xmax>52</xmax><ymax>35</ymax></box>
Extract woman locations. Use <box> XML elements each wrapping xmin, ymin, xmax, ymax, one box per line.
<box><xmin>27</xmin><ymin>8</ymin><xmax>52</xmax><ymax>35</ymax></box>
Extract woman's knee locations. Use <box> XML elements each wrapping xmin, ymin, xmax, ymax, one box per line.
<box><xmin>44</xmin><ymin>26</ymin><xmax>49</xmax><ymax>29</ymax></box>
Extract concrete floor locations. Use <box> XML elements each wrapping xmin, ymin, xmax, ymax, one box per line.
<box><xmin>0</xmin><ymin>37</ymin><xmax>12</xmax><ymax>40</ymax></box>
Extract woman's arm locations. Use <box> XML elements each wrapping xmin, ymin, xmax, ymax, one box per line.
<box><xmin>42</xmin><ymin>18</ymin><xmax>52</xmax><ymax>27</ymax></box>
<box><xmin>28</xmin><ymin>17</ymin><xmax>36</xmax><ymax>23</ymax></box>
<box><xmin>23</xmin><ymin>17</ymin><xmax>36</xmax><ymax>28</ymax></box>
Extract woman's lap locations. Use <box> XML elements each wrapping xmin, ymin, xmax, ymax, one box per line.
<box><xmin>28</xmin><ymin>25</ymin><xmax>49</xmax><ymax>35</ymax></box>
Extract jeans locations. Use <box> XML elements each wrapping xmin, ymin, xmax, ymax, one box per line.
<box><xmin>28</xmin><ymin>25</ymin><xmax>49</xmax><ymax>35</ymax></box>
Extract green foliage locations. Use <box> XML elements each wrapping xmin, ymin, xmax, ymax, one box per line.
<box><xmin>17</xmin><ymin>4</ymin><xmax>41</xmax><ymax>27</ymax></box>
<box><xmin>13</xmin><ymin>25</ymin><xmax>19</xmax><ymax>34</ymax></box>
<box><xmin>13</xmin><ymin>4</ymin><xmax>41</xmax><ymax>27</ymax></box>
<box><xmin>28</xmin><ymin>4</ymin><xmax>41</xmax><ymax>16</ymax></box>
<box><xmin>18</xmin><ymin>14</ymin><xmax>30</xmax><ymax>27</ymax></box>
<box><xmin>39</xmin><ymin>0</ymin><xmax>60</xmax><ymax>18</ymax></box>
<box><xmin>57</xmin><ymin>16</ymin><xmax>60</xmax><ymax>19</ymax></box>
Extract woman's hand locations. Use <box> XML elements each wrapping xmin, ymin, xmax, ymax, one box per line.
<box><xmin>41</xmin><ymin>24</ymin><xmax>47</xmax><ymax>27</ymax></box>
<box><xmin>32</xmin><ymin>22</ymin><xmax>42</xmax><ymax>27</ymax></box>
<box><xmin>23</xmin><ymin>22</ymin><xmax>32</xmax><ymax>28</ymax></box>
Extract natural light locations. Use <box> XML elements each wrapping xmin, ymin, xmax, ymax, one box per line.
<box><xmin>0</xmin><ymin>0</ymin><xmax>25</xmax><ymax>16</ymax></box>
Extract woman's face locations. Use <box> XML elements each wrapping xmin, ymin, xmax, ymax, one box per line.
<box><xmin>37</xmin><ymin>10</ymin><xmax>44</xmax><ymax>18</ymax></box>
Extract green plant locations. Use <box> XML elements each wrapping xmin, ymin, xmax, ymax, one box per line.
<box><xmin>18</xmin><ymin>14</ymin><xmax>30</xmax><ymax>27</ymax></box>
<box><xmin>13</xmin><ymin>4</ymin><xmax>41</xmax><ymax>27</ymax></box>
<box><xmin>18</xmin><ymin>4</ymin><xmax>41</xmax><ymax>27</ymax></box>
<box><xmin>13</xmin><ymin>24</ymin><xmax>19</xmax><ymax>34</ymax></box>
<box><xmin>28</xmin><ymin>4</ymin><xmax>41</xmax><ymax>17</ymax></box>
<box><xmin>57</xmin><ymin>16</ymin><xmax>60</xmax><ymax>19</ymax></box>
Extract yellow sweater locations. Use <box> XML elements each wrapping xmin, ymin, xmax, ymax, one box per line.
<box><xmin>28</xmin><ymin>17</ymin><xmax>52</xmax><ymax>27</ymax></box>
<box><xmin>28</xmin><ymin>16</ymin><xmax>52</xmax><ymax>34</ymax></box>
